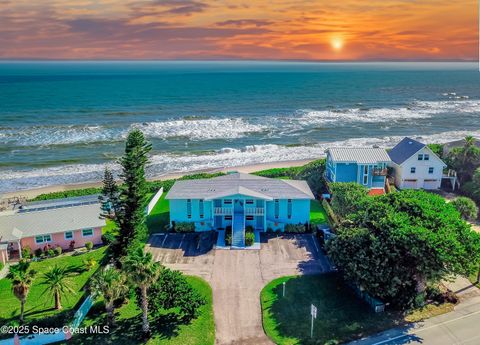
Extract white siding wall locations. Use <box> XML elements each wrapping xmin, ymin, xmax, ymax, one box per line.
<box><xmin>391</xmin><ymin>147</ymin><xmax>445</xmax><ymax>190</ymax></box>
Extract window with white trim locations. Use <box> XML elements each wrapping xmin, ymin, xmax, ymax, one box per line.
<box><xmin>362</xmin><ymin>165</ymin><xmax>369</xmax><ymax>185</ymax></box>
<box><xmin>287</xmin><ymin>199</ymin><xmax>292</xmax><ymax>219</ymax></box>
<box><xmin>274</xmin><ymin>199</ymin><xmax>280</xmax><ymax>219</ymax></box>
<box><xmin>418</xmin><ymin>154</ymin><xmax>423</xmax><ymax>161</ymax></box>
<box><xmin>246</xmin><ymin>199</ymin><xmax>254</xmax><ymax>204</ymax></box>
<box><xmin>35</xmin><ymin>234</ymin><xmax>52</xmax><ymax>244</ymax></box>
<box><xmin>411</xmin><ymin>167</ymin><xmax>416</xmax><ymax>173</ymax></box>
<box><xmin>246</xmin><ymin>215</ymin><xmax>254</xmax><ymax>221</ymax></box>
<box><xmin>223</xmin><ymin>199</ymin><xmax>232</xmax><ymax>204</ymax></box>
<box><xmin>428</xmin><ymin>167</ymin><xmax>434</xmax><ymax>174</ymax></box>
<box><xmin>424</xmin><ymin>154</ymin><xmax>430</xmax><ymax>161</ymax></box>
<box><xmin>187</xmin><ymin>199</ymin><xmax>192</xmax><ymax>219</ymax></box>
<box><xmin>64</xmin><ymin>231</ymin><xmax>73</xmax><ymax>240</ymax></box>
<box><xmin>82</xmin><ymin>229</ymin><xmax>94</xmax><ymax>237</ymax></box>
<box><xmin>199</xmin><ymin>199</ymin><xmax>204</xmax><ymax>219</ymax></box>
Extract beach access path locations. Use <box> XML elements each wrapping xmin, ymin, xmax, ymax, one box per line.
<box><xmin>146</xmin><ymin>232</ymin><xmax>333</xmax><ymax>345</ymax></box>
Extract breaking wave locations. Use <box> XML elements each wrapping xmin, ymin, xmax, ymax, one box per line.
<box><xmin>1</xmin><ymin>98</ymin><xmax>479</xmax><ymax>147</ymax></box>
<box><xmin>2</xmin><ymin>129</ymin><xmax>480</xmax><ymax>193</ymax></box>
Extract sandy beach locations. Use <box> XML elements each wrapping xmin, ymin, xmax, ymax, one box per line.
<box><xmin>1</xmin><ymin>159</ymin><xmax>314</xmax><ymax>200</ymax></box>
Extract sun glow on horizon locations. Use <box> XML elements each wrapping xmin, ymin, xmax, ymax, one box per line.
<box><xmin>330</xmin><ymin>37</ymin><xmax>344</xmax><ymax>51</ymax></box>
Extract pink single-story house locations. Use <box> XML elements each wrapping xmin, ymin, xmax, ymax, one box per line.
<box><xmin>0</xmin><ymin>198</ymin><xmax>105</xmax><ymax>265</ymax></box>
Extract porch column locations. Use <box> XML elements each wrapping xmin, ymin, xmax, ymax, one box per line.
<box><xmin>263</xmin><ymin>200</ymin><xmax>266</xmax><ymax>231</ymax></box>
<box><xmin>211</xmin><ymin>201</ymin><xmax>215</xmax><ymax>229</ymax></box>
<box><xmin>17</xmin><ymin>240</ymin><xmax>22</xmax><ymax>259</ymax></box>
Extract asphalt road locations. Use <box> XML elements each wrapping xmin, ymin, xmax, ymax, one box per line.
<box><xmin>348</xmin><ymin>296</ymin><xmax>480</xmax><ymax>345</ymax></box>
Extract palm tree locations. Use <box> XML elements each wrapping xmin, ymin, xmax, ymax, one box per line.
<box><xmin>122</xmin><ymin>248</ymin><xmax>161</xmax><ymax>335</ymax></box>
<box><xmin>90</xmin><ymin>267</ymin><xmax>127</xmax><ymax>326</ymax></box>
<box><xmin>449</xmin><ymin>136</ymin><xmax>480</xmax><ymax>182</ymax></box>
<box><xmin>7</xmin><ymin>261</ymin><xmax>36</xmax><ymax>322</ymax></box>
<box><xmin>40</xmin><ymin>265</ymin><xmax>75</xmax><ymax>310</ymax></box>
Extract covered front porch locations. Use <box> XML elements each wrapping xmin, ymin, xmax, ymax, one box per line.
<box><xmin>0</xmin><ymin>240</ymin><xmax>23</xmax><ymax>265</ymax></box>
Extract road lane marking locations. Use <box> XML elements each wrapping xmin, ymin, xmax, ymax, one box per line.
<box><xmin>368</xmin><ymin>308</ymin><xmax>480</xmax><ymax>345</ymax></box>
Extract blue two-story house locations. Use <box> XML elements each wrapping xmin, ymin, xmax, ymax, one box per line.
<box><xmin>165</xmin><ymin>172</ymin><xmax>314</xmax><ymax>246</ymax></box>
<box><xmin>325</xmin><ymin>147</ymin><xmax>391</xmax><ymax>194</ymax></box>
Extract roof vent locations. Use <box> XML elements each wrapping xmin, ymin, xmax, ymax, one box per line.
<box><xmin>207</xmin><ymin>188</ymin><xmax>216</xmax><ymax>192</ymax></box>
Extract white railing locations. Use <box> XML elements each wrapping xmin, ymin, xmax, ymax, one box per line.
<box><xmin>245</xmin><ymin>207</ymin><xmax>264</xmax><ymax>215</ymax></box>
<box><xmin>214</xmin><ymin>207</ymin><xmax>233</xmax><ymax>215</ymax></box>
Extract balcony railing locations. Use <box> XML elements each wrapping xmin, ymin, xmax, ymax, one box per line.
<box><xmin>214</xmin><ymin>207</ymin><xmax>233</xmax><ymax>215</ymax></box>
<box><xmin>245</xmin><ymin>207</ymin><xmax>264</xmax><ymax>215</ymax></box>
<box><xmin>372</xmin><ymin>168</ymin><xmax>388</xmax><ymax>176</ymax></box>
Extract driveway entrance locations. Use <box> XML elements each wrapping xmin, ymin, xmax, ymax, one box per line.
<box><xmin>146</xmin><ymin>232</ymin><xmax>333</xmax><ymax>345</ymax></box>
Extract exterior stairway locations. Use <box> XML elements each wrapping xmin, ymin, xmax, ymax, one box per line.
<box><xmin>232</xmin><ymin>213</ymin><xmax>245</xmax><ymax>248</ymax></box>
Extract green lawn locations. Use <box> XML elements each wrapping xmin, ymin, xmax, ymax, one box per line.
<box><xmin>102</xmin><ymin>219</ymin><xmax>118</xmax><ymax>234</ymax></box>
<box><xmin>146</xmin><ymin>193</ymin><xmax>170</xmax><ymax>234</ymax></box>
<box><xmin>70</xmin><ymin>276</ymin><xmax>214</xmax><ymax>345</ymax></box>
<box><xmin>261</xmin><ymin>274</ymin><xmax>403</xmax><ymax>345</ymax></box>
<box><xmin>0</xmin><ymin>247</ymin><xmax>107</xmax><ymax>323</ymax></box>
<box><xmin>310</xmin><ymin>200</ymin><xmax>328</xmax><ymax>226</ymax></box>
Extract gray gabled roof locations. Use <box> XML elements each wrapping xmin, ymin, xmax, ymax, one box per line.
<box><xmin>326</xmin><ymin>148</ymin><xmax>391</xmax><ymax>164</ymax></box>
<box><xmin>0</xmin><ymin>203</ymin><xmax>105</xmax><ymax>242</ymax></box>
<box><xmin>388</xmin><ymin>137</ymin><xmax>426</xmax><ymax>165</ymax></box>
<box><xmin>166</xmin><ymin>173</ymin><xmax>314</xmax><ymax>200</ymax></box>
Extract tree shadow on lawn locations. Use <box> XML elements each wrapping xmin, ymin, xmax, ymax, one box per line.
<box><xmin>266</xmin><ymin>274</ymin><xmax>405</xmax><ymax>345</ymax></box>
<box><xmin>72</xmin><ymin>310</ymin><xmax>191</xmax><ymax>345</ymax></box>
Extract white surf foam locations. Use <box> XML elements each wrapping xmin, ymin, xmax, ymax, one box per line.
<box><xmin>2</xmin><ymin>129</ymin><xmax>479</xmax><ymax>193</ymax></box>
<box><xmin>131</xmin><ymin>118</ymin><xmax>269</xmax><ymax>140</ymax></box>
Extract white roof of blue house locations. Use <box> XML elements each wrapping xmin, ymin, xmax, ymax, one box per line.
<box><xmin>326</xmin><ymin>148</ymin><xmax>391</xmax><ymax>164</ymax></box>
<box><xmin>388</xmin><ymin>137</ymin><xmax>426</xmax><ymax>165</ymax></box>
<box><xmin>166</xmin><ymin>173</ymin><xmax>315</xmax><ymax>200</ymax></box>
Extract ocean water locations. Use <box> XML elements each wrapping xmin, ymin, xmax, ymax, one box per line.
<box><xmin>0</xmin><ymin>61</ymin><xmax>479</xmax><ymax>193</ymax></box>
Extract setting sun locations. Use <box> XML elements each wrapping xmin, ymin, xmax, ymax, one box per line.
<box><xmin>331</xmin><ymin>37</ymin><xmax>344</xmax><ymax>51</ymax></box>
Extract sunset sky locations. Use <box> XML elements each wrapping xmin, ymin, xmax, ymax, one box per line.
<box><xmin>0</xmin><ymin>0</ymin><xmax>477</xmax><ymax>60</ymax></box>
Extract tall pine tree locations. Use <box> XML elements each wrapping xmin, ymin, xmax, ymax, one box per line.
<box><xmin>112</xmin><ymin>129</ymin><xmax>152</xmax><ymax>258</ymax></box>
<box><xmin>99</xmin><ymin>167</ymin><xmax>120</xmax><ymax>219</ymax></box>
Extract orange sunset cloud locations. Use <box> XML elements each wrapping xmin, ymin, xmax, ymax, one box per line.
<box><xmin>0</xmin><ymin>0</ymin><xmax>477</xmax><ymax>60</ymax></box>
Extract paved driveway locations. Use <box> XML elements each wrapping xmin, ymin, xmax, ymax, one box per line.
<box><xmin>146</xmin><ymin>232</ymin><xmax>333</xmax><ymax>345</ymax></box>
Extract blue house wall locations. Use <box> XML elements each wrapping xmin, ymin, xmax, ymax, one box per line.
<box><xmin>169</xmin><ymin>196</ymin><xmax>310</xmax><ymax>232</ymax></box>
<box><xmin>326</xmin><ymin>154</ymin><xmax>387</xmax><ymax>189</ymax></box>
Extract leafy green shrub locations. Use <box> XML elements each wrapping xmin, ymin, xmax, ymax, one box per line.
<box><xmin>83</xmin><ymin>258</ymin><xmax>97</xmax><ymax>271</ymax></box>
<box><xmin>322</xmin><ymin>199</ymin><xmax>339</xmax><ymax>229</ymax></box>
<box><xmin>54</xmin><ymin>246</ymin><xmax>62</xmax><ymax>256</ymax></box>
<box><xmin>101</xmin><ymin>232</ymin><xmax>116</xmax><ymax>245</ymax></box>
<box><xmin>34</xmin><ymin>248</ymin><xmax>43</xmax><ymax>257</ymax></box>
<box><xmin>245</xmin><ymin>225</ymin><xmax>254</xmax><ymax>233</ymax></box>
<box><xmin>47</xmin><ymin>248</ymin><xmax>55</xmax><ymax>257</ymax></box>
<box><xmin>85</xmin><ymin>242</ymin><xmax>93</xmax><ymax>251</ymax></box>
<box><xmin>30</xmin><ymin>187</ymin><xmax>102</xmax><ymax>201</ymax></box>
<box><xmin>451</xmin><ymin>197</ymin><xmax>478</xmax><ymax>221</ymax></box>
<box><xmin>21</xmin><ymin>246</ymin><xmax>32</xmax><ymax>259</ymax></box>
<box><xmin>147</xmin><ymin>268</ymin><xmax>206</xmax><ymax>321</ymax></box>
<box><xmin>174</xmin><ymin>222</ymin><xmax>195</xmax><ymax>233</ymax></box>
<box><xmin>225</xmin><ymin>225</ymin><xmax>232</xmax><ymax>246</ymax></box>
<box><xmin>284</xmin><ymin>223</ymin><xmax>306</xmax><ymax>233</ymax></box>
<box><xmin>245</xmin><ymin>232</ymin><xmax>255</xmax><ymax>246</ymax></box>
<box><xmin>327</xmin><ymin>189</ymin><xmax>480</xmax><ymax>309</ymax></box>
<box><xmin>329</xmin><ymin>182</ymin><xmax>369</xmax><ymax>219</ymax></box>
